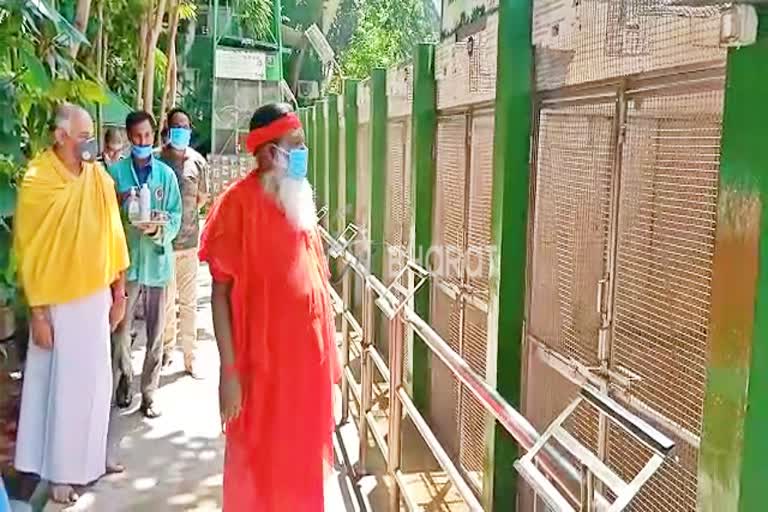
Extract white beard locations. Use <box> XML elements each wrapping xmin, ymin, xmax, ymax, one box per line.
<box><xmin>263</xmin><ymin>170</ymin><xmax>318</xmax><ymax>231</ymax></box>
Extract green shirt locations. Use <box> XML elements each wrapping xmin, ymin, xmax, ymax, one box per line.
<box><xmin>107</xmin><ymin>156</ymin><xmax>182</xmax><ymax>287</ymax></box>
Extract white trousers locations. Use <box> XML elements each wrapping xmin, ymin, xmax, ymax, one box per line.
<box><xmin>14</xmin><ymin>288</ymin><xmax>112</xmax><ymax>485</ymax></box>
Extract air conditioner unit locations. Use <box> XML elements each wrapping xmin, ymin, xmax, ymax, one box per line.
<box><xmin>298</xmin><ymin>81</ymin><xmax>320</xmax><ymax>100</ymax></box>
<box><xmin>720</xmin><ymin>4</ymin><xmax>758</xmax><ymax>47</ymax></box>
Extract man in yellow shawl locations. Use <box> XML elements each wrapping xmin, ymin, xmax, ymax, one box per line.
<box><xmin>12</xmin><ymin>104</ymin><xmax>130</xmax><ymax>505</ymax></box>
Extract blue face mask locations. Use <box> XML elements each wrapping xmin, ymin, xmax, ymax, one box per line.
<box><xmin>285</xmin><ymin>146</ymin><xmax>309</xmax><ymax>180</ymax></box>
<box><xmin>169</xmin><ymin>127</ymin><xmax>192</xmax><ymax>150</ymax></box>
<box><xmin>131</xmin><ymin>144</ymin><xmax>153</xmax><ymax>159</ymax></box>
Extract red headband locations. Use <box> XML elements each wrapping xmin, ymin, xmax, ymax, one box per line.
<box><xmin>245</xmin><ymin>113</ymin><xmax>302</xmax><ymax>154</ymax></box>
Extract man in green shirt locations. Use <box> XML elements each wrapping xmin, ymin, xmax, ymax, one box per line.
<box><xmin>108</xmin><ymin>110</ymin><xmax>182</xmax><ymax>418</ymax></box>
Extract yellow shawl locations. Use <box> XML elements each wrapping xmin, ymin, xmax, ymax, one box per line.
<box><xmin>14</xmin><ymin>149</ymin><xmax>130</xmax><ymax>306</ymax></box>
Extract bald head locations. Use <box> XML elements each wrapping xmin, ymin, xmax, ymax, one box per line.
<box><xmin>54</xmin><ymin>103</ymin><xmax>92</xmax><ymax>136</ymax></box>
<box><xmin>52</xmin><ymin>103</ymin><xmax>96</xmax><ymax>166</ymax></box>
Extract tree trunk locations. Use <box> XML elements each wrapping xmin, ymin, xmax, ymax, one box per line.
<box><xmin>102</xmin><ymin>31</ymin><xmax>109</xmax><ymax>80</ymax></box>
<box><xmin>95</xmin><ymin>0</ymin><xmax>104</xmax><ymax>145</ymax></box>
<box><xmin>69</xmin><ymin>0</ymin><xmax>93</xmax><ymax>59</ymax></box>
<box><xmin>158</xmin><ymin>0</ymin><xmax>180</xmax><ymax>141</ymax></box>
<box><xmin>289</xmin><ymin>43</ymin><xmax>308</xmax><ymax>94</ymax></box>
<box><xmin>169</xmin><ymin>54</ymin><xmax>178</xmax><ymax>108</ymax></box>
<box><xmin>142</xmin><ymin>0</ymin><xmax>169</xmax><ymax>117</ymax></box>
<box><xmin>136</xmin><ymin>14</ymin><xmax>150</xmax><ymax>108</ymax></box>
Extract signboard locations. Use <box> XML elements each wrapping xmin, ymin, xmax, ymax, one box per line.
<box><xmin>215</xmin><ymin>48</ymin><xmax>266</xmax><ymax>81</ymax></box>
<box><xmin>305</xmin><ymin>24</ymin><xmax>336</xmax><ymax>65</ymax></box>
<box><xmin>441</xmin><ymin>0</ymin><xmax>497</xmax><ymax>35</ymax></box>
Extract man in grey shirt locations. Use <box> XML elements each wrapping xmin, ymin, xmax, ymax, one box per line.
<box><xmin>158</xmin><ymin>108</ymin><xmax>210</xmax><ymax>378</ymax></box>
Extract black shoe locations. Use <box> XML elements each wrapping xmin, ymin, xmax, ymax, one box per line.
<box><xmin>115</xmin><ymin>375</ymin><xmax>132</xmax><ymax>408</ymax></box>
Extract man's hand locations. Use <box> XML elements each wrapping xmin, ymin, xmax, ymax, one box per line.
<box><xmin>30</xmin><ymin>308</ymin><xmax>53</xmax><ymax>349</ymax></box>
<box><xmin>219</xmin><ymin>372</ymin><xmax>242</xmax><ymax>429</ymax></box>
<box><xmin>136</xmin><ymin>224</ymin><xmax>160</xmax><ymax>237</ymax></box>
<box><xmin>110</xmin><ymin>296</ymin><xmax>126</xmax><ymax>332</ymax></box>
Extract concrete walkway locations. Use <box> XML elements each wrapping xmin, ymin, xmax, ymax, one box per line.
<box><xmin>44</xmin><ymin>265</ymin><xmax>369</xmax><ymax>512</ymax></box>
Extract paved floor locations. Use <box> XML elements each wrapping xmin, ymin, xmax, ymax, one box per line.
<box><xmin>43</xmin><ymin>265</ymin><xmax>370</xmax><ymax>512</ymax></box>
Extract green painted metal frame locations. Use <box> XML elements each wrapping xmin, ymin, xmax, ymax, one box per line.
<box><xmin>344</xmin><ymin>80</ymin><xmax>359</xmax><ymax>228</ymax></box>
<box><xmin>328</xmin><ymin>95</ymin><xmax>341</xmax><ymax>234</ymax></box>
<box><xmin>316</xmin><ymin>99</ymin><xmax>328</xmax><ymax>218</ymax></box>
<box><xmin>488</xmin><ymin>0</ymin><xmax>533</xmax><ymax>509</ymax></box>
<box><xmin>369</xmin><ymin>69</ymin><xmax>388</xmax><ymax>279</ymax></box>
<box><xmin>343</xmin><ymin>80</ymin><xmax>359</xmax><ymax>310</ymax></box>
<box><xmin>410</xmin><ymin>44</ymin><xmax>437</xmax><ymax>413</ymax></box>
<box><xmin>698</xmin><ymin>11</ymin><xmax>768</xmax><ymax>511</ymax></box>
<box><xmin>307</xmin><ymin>104</ymin><xmax>317</xmax><ymax>187</ymax></box>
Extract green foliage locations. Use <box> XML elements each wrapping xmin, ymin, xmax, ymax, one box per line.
<box><xmin>103</xmin><ymin>0</ymin><xmax>143</xmax><ymax>106</ymax></box>
<box><xmin>0</xmin><ymin>0</ymin><xmax>106</xmax><ymax>305</ymax></box>
<box><xmin>237</xmin><ymin>0</ymin><xmax>273</xmax><ymax>42</ymax></box>
<box><xmin>335</xmin><ymin>0</ymin><xmax>437</xmax><ymax>82</ymax></box>
<box><xmin>0</xmin><ymin>0</ymin><xmax>105</xmax><ymax>179</ymax></box>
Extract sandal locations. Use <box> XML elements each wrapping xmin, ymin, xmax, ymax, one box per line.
<box><xmin>140</xmin><ymin>400</ymin><xmax>162</xmax><ymax>419</ymax></box>
<box><xmin>50</xmin><ymin>483</ymin><xmax>79</xmax><ymax>504</ymax></box>
<box><xmin>106</xmin><ymin>462</ymin><xmax>125</xmax><ymax>474</ymax></box>
<box><xmin>115</xmin><ymin>375</ymin><xmax>132</xmax><ymax>409</ymax></box>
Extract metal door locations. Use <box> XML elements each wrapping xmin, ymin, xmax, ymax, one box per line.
<box><xmin>429</xmin><ymin>108</ymin><xmax>496</xmax><ymax>497</ymax></box>
<box><xmin>524</xmin><ymin>74</ymin><xmax>724</xmax><ymax>511</ymax></box>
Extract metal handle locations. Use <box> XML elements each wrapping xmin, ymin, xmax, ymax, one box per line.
<box><xmin>596</xmin><ymin>278</ymin><xmax>608</xmax><ymax>314</ymax></box>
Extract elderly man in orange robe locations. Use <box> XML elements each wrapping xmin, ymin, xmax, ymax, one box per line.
<box><xmin>199</xmin><ymin>103</ymin><xmax>340</xmax><ymax>511</ymax></box>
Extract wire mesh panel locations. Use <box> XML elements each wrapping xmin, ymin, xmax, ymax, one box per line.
<box><xmin>466</xmin><ymin>111</ymin><xmax>495</xmax><ymax>305</ymax></box>
<box><xmin>384</xmin><ymin>120</ymin><xmax>409</xmax><ymax>282</ymax></box>
<box><xmin>606</xmin><ymin>89</ymin><xmax>723</xmax><ymax>511</ymax></box>
<box><xmin>606</xmin><ymin>422</ymin><xmax>699</xmax><ymax>512</ymax></box>
<box><xmin>429</xmin><ymin>286</ymin><xmax>462</xmax><ymax>459</ymax></box>
<box><xmin>458</xmin><ymin>303</ymin><xmax>492</xmax><ymax>491</ymax></box>
<box><xmin>534</xmin><ymin>0</ymin><xmax>727</xmax><ymax>91</ymax></box>
<box><xmin>428</xmin><ymin>113</ymin><xmax>469</xmax><ymax>465</ymax></box>
<box><xmin>388</xmin><ymin>65</ymin><xmax>414</xmax><ymax>119</ymax></box>
<box><xmin>521</xmin><ymin>343</ymin><xmax>601</xmax><ymax>506</ymax></box>
<box><xmin>527</xmin><ymin>103</ymin><xmax>616</xmax><ymax>368</ymax></box>
<box><xmin>436</xmin><ymin>13</ymin><xmax>498</xmax><ymax>110</ymax></box>
<box><xmin>432</xmin><ymin>114</ymin><xmax>468</xmax><ymax>290</ymax></box>
<box><xmin>353</xmin><ymin>122</ymin><xmax>371</xmax><ymax>320</ymax></box>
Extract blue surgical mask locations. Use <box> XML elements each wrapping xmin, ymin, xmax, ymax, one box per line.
<box><xmin>131</xmin><ymin>144</ymin><xmax>153</xmax><ymax>159</ymax></box>
<box><xmin>285</xmin><ymin>146</ymin><xmax>309</xmax><ymax>180</ymax></box>
<box><xmin>168</xmin><ymin>127</ymin><xmax>192</xmax><ymax>151</ymax></box>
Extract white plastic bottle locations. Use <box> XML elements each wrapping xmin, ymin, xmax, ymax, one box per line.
<box><xmin>139</xmin><ymin>183</ymin><xmax>151</xmax><ymax>222</ymax></box>
<box><xmin>127</xmin><ymin>187</ymin><xmax>140</xmax><ymax>223</ymax></box>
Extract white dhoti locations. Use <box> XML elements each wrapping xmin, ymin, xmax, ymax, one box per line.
<box><xmin>13</xmin><ymin>288</ymin><xmax>112</xmax><ymax>485</ymax></box>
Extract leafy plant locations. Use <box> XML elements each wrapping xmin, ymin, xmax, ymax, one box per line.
<box><xmin>236</xmin><ymin>0</ymin><xmax>274</xmax><ymax>42</ymax></box>
<box><xmin>0</xmin><ymin>0</ymin><xmax>105</xmax><ymax>309</ymax></box>
<box><xmin>330</xmin><ymin>0</ymin><xmax>438</xmax><ymax>89</ymax></box>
